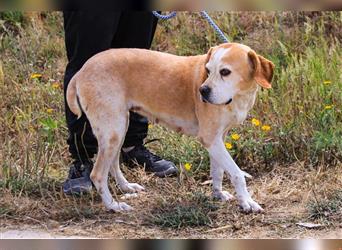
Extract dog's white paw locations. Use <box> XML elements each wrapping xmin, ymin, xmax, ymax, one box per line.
<box><xmin>107</xmin><ymin>201</ymin><xmax>133</xmax><ymax>212</ymax></box>
<box><xmin>213</xmin><ymin>190</ymin><xmax>235</xmax><ymax>202</ymax></box>
<box><xmin>239</xmin><ymin>197</ymin><xmax>263</xmax><ymax>213</ymax></box>
<box><xmin>119</xmin><ymin>182</ymin><xmax>145</xmax><ymax>193</ymax></box>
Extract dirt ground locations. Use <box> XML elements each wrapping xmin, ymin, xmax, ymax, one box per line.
<box><xmin>1</xmin><ymin>163</ymin><xmax>341</xmax><ymax>239</ymax></box>
<box><xmin>1</xmin><ymin>227</ymin><xmax>341</xmax><ymax>239</ymax></box>
<box><xmin>0</xmin><ymin>229</ymin><xmax>88</xmax><ymax>239</ymax></box>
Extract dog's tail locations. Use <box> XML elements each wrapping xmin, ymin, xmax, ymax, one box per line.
<box><xmin>66</xmin><ymin>76</ymin><xmax>82</xmax><ymax>119</ymax></box>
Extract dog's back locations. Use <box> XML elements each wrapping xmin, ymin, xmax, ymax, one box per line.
<box><xmin>68</xmin><ymin>48</ymin><xmax>206</xmax><ymax>134</ymax></box>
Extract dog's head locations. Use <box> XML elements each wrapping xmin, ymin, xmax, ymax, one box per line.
<box><xmin>199</xmin><ymin>43</ymin><xmax>275</xmax><ymax>105</ymax></box>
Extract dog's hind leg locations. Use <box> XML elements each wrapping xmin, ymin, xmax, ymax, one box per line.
<box><xmin>89</xmin><ymin>110</ymin><xmax>135</xmax><ymax>212</ymax></box>
<box><xmin>107</xmin><ymin>112</ymin><xmax>145</xmax><ymax>194</ymax></box>
<box><xmin>91</xmin><ymin>147</ymin><xmax>133</xmax><ymax>212</ymax></box>
<box><xmin>110</xmin><ymin>155</ymin><xmax>145</xmax><ymax>194</ymax></box>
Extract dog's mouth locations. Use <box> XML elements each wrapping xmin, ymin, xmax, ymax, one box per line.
<box><xmin>201</xmin><ymin>96</ymin><xmax>232</xmax><ymax>105</ymax></box>
<box><xmin>225</xmin><ymin>98</ymin><xmax>233</xmax><ymax>105</ymax></box>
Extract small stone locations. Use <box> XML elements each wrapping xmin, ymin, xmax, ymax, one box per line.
<box><xmin>296</xmin><ymin>222</ymin><xmax>323</xmax><ymax>229</ymax></box>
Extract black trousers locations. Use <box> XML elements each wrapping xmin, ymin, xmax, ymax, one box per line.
<box><xmin>63</xmin><ymin>11</ymin><xmax>158</xmax><ymax>162</ymax></box>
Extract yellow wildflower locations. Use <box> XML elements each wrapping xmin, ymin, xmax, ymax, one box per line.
<box><xmin>324</xmin><ymin>105</ymin><xmax>333</xmax><ymax>110</ymax></box>
<box><xmin>52</xmin><ymin>82</ymin><xmax>60</xmax><ymax>89</ymax></box>
<box><xmin>323</xmin><ymin>80</ymin><xmax>331</xmax><ymax>85</ymax></box>
<box><xmin>30</xmin><ymin>73</ymin><xmax>42</xmax><ymax>79</ymax></box>
<box><xmin>46</xmin><ymin>108</ymin><xmax>54</xmax><ymax>114</ymax></box>
<box><xmin>184</xmin><ymin>163</ymin><xmax>192</xmax><ymax>171</ymax></box>
<box><xmin>231</xmin><ymin>133</ymin><xmax>240</xmax><ymax>140</ymax></box>
<box><xmin>252</xmin><ymin>118</ymin><xmax>260</xmax><ymax>126</ymax></box>
<box><xmin>225</xmin><ymin>142</ymin><xmax>233</xmax><ymax>150</ymax></box>
<box><xmin>148</xmin><ymin>124</ymin><xmax>153</xmax><ymax>129</ymax></box>
<box><xmin>261</xmin><ymin>125</ymin><xmax>271</xmax><ymax>131</ymax></box>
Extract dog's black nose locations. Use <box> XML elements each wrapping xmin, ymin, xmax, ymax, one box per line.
<box><xmin>199</xmin><ymin>86</ymin><xmax>211</xmax><ymax>100</ymax></box>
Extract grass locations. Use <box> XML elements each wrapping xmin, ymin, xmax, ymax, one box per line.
<box><xmin>0</xmin><ymin>11</ymin><xmax>342</xmax><ymax>238</ymax></box>
<box><xmin>308</xmin><ymin>190</ymin><xmax>342</xmax><ymax>224</ymax></box>
<box><xmin>150</xmin><ymin>192</ymin><xmax>219</xmax><ymax>229</ymax></box>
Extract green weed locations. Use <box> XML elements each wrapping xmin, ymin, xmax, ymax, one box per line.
<box><xmin>150</xmin><ymin>192</ymin><xmax>219</xmax><ymax>228</ymax></box>
<box><xmin>307</xmin><ymin>190</ymin><xmax>342</xmax><ymax>223</ymax></box>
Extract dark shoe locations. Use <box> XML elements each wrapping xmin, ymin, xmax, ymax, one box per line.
<box><xmin>62</xmin><ymin>161</ymin><xmax>93</xmax><ymax>195</ymax></box>
<box><xmin>121</xmin><ymin>145</ymin><xmax>178</xmax><ymax>177</ymax></box>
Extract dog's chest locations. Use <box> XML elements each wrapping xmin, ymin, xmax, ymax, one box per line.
<box><xmin>154</xmin><ymin>115</ymin><xmax>199</xmax><ymax>136</ymax></box>
<box><xmin>228</xmin><ymin>94</ymin><xmax>256</xmax><ymax>125</ymax></box>
<box><xmin>230</xmin><ymin>108</ymin><xmax>248</xmax><ymax>125</ymax></box>
<box><xmin>131</xmin><ymin>104</ymin><xmax>199</xmax><ymax>136</ymax></box>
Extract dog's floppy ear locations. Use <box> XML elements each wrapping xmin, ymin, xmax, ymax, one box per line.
<box><xmin>201</xmin><ymin>47</ymin><xmax>216</xmax><ymax>82</ymax></box>
<box><xmin>205</xmin><ymin>47</ymin><xmax>214</xmax><ymax>65</ymax></box>
<box><xmin>248</xmin><ymin>50</ymin><xmax>275</xmax><ymax>89</ymax></box>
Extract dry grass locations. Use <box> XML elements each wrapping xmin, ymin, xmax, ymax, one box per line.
<box><xmin>1</xmin><ymin>162</ymin><xmax>341</xmax><ymax>238</ymax></box>
<box><xmin>0</xmin><ymin>11</ymin><xmax>341</xmax><ymax>238</ymax></box>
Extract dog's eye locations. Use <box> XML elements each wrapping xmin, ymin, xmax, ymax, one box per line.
<box><xmin>220</xmin><ymin>68</ymin><xmax>231</xmax><ymax>77</ymax></box>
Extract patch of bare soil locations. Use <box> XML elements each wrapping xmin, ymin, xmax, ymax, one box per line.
<box><xmin>0</xmin><ymin>228</ymin><xmax>89</xmax><ymax>239</ymax></box>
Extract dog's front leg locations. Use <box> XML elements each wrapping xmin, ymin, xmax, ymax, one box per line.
<box><xmin>208</xmin><ymin>138</ymin><xmax>263</xmax><ymax>213</ymax></box>
<box><xmin>211</xmin><ymin>158</ymin><xmax>234</xmax><ymax>202</ymax></box>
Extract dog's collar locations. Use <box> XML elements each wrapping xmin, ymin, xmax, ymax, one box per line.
<box><xmin>225</xmin><ymin>98</ymin><xmax>233</xmax><ymax>105</ymax></box>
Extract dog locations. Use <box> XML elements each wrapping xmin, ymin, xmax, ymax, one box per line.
<box><xmin>66</xmin><ymin>42</ymin><xmax>274</xmax><ymax>213</ymax></box>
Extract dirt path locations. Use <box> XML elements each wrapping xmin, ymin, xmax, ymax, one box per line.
<box><xmin>1</xmin><ymin>228</ymin><xmax>88</xmax><ymax>239</ymax></box>
<box><xmin>1</xmin><ymin>229</ymin><xmax>65</xmax><ymax>239</ymax></box>
<box><xmin>1</xmin><ymin>225</ymin><xmax>341</xmax><ymax>239</ymax></box>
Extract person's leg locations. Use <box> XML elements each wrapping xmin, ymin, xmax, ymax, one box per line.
<box><xmin>111</xmin><ymin>11</ymin><xmax>158</xmax><ymax>148</ymax></box>
<box><xmin>63</xmin><ymin>11</ymin><xmax>121</xmax><ymax>194</ymax></box>
<box><xmin>111</xmin><ymin>11</ymin><xmax>178</xmax><ymax>177</ymax></box>
<box><xmin>63</xmin><ymin>11</ymin><xmax>178</xmax><ymax>191</ymax></box>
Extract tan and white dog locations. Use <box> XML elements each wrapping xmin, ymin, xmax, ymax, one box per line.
<box><xmin>66</xmin><ymin>43</ymin><xmax>274</xmax><ymax>213</ymax></box>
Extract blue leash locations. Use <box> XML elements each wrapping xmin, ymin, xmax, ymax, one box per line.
<box><xmin>152</xmin><ymin>11</ymin><xmax>177</xmax><ymax>20</ymax></box>
<box><xmin>152</xmin><ymin>11</ymin><xmax>229</xmax><ymax>43</ymax></box>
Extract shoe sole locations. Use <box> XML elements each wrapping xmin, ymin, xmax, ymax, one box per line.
<box><xmin>63</xmin><ymin>177</ymin><xmax>93</xmax><ymax>195</ymax></box>
<box><xmin>153</xmin><ymin>167</ymin><xmax>179</xmax><ymax>178</ymax></box>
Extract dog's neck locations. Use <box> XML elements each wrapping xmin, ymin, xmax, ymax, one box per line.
<box><xmin>229</xmin><ymin>85</ymin><xmax>259</xmax><ymax>125</ymax></box>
